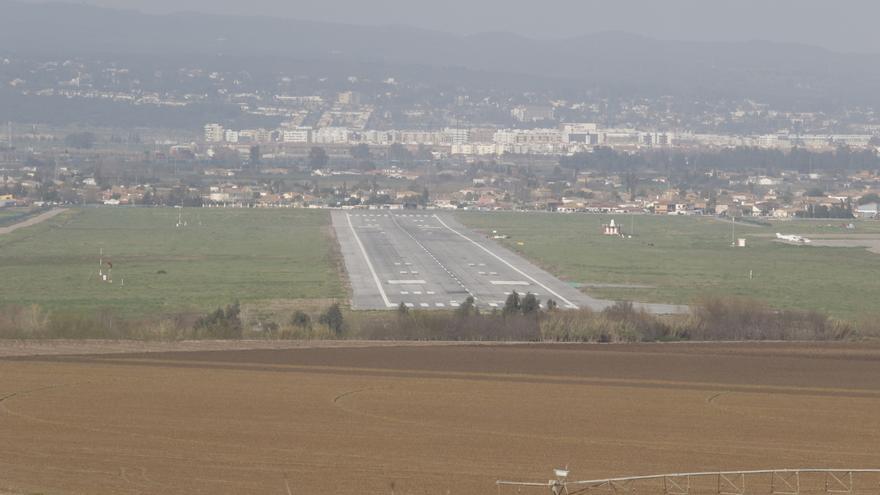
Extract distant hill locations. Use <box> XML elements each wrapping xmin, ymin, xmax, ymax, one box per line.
<box><xmin>2</xmin><ymin>0</ymin><xmax>880</xmax><ymax>107</ymax></box>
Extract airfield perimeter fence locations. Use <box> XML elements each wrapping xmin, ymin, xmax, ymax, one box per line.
<box><xmin>497</xmin><ymin>469</ymin><xmax>880</xmax><ymax>495</ymax></box>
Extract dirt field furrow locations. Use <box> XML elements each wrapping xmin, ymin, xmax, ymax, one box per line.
<box><xmin>1</xmin><ymin>342</ymin><xmax>879</xmax><ymax>494</ymax></box>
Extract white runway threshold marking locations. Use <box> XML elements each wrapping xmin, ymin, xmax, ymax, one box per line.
<box><xmin>346</xmin><ymin>213</ymin><xmax>394</xmax><ymax>308</ymax></box>
<box><xmin>387</xmin><ymin>280</ymin><xmax>427</xmax><ymax>285</ymax></box>
<box><xmin>433</xmin><ymin>215</ymin><xmax>579</xmax><ymax>309</ymax></box>
<box><xmin>491</xmin><ymin>281</ymin><xmax>530</xmax><ymax>286</ymax></box>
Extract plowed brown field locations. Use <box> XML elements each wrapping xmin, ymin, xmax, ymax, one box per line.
<box><xmin>2</xmin><ymin>342</ymin><xmax>880</xmax><ymax>494</ymax></box>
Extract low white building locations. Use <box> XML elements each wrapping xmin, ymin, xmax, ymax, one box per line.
<box><xmin>451</xmin><ymin>143</ymin><xmax>500</xmax><ymax>156</ymax></box>
<box><xmin>493</xmin><ymin>128</ymin><xmax>562</xmax><ymax>154</ymax></box>
<box><xmin>856</xmin><ymin>203</ymin><xmax>879</xmax><ymax>218</ymax></box>
<box><xmin>282</xmin><ymin>127</ymin><xmax>312</xmax><ymax>143</ymax></box>
<box><xmin>511</xmin><ymin>105</ymin><xmax>555</xmax><ymax>122</ymax></box>
<box><xmin>313</xmin><ymin>127</ymin><xmax>350</xmax><ymax>144</ymax></box>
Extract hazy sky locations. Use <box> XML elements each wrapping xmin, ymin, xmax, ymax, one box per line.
<box><xmin>21</xmin><ymin>0</ymin><xmax>880</xmax><ymax>52</ymax></box>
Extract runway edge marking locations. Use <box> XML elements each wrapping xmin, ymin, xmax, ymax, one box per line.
<box><xmin>345</xmin><ymin>213</ymin><xmax>395</xmax><ymax>308</ymax></box>
<box><xmin>433</xmin><ymin>215</ymin><xmax>579</xmax><ymax>309</ymax></box>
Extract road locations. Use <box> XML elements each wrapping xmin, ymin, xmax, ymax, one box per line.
<box><xmin>332</xmin><ymin>210</ymin><xmax>685</xmax><ymax>313</ymax></box>
<box><xmin>0</xmin><ymin>208</ymin><xmax>67</xmax><ymax>235</ymax></box>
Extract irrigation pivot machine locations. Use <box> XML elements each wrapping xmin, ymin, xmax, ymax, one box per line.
<box><xmin>497</xmin><ymin>469</ymin><xmax>880</xmax><ymax>495</ymax></box>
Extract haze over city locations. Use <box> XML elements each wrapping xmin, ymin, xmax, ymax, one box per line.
<box><xmin>14</xmin><ymin>0</ymin><xmax>880</xmax><ymax>52</ymax></box>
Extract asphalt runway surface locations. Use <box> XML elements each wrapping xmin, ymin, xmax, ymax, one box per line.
<box><xmin>0</xmin><ymin>208</ymin><xmax>66</xmax><ymax>235</ymax></box>
<box><xmin>332</xmin><ymin>210</ymin><xmax>684</xmax><ymax>313</ymax></box>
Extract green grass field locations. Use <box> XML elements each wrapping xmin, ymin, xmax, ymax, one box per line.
<box><xmin>456</xmin><ymin>212</ymin><xmax>880</xmax><ymax>318</ymax></box>
<box><xmin>0</xmin><ymin>207</ymin><xmax>344</xmax><ymax>316</ymax></box>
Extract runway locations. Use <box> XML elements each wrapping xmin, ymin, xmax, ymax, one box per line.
<box><xmin>331</xmin><ymin>210</ymin><xmax>685</xmax><ymax>313</ymax></box>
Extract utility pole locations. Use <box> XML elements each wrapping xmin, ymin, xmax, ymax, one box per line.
<box><xmin>731</xmin><ymin>215</ymin><xmax>736</xmax><ymax>246</ymax></box>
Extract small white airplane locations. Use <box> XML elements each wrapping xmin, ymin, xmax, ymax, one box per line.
<box><xmin>776</xmin><ymin>233</ymin><xmax>811</xmax><ymax>244</ymax></box>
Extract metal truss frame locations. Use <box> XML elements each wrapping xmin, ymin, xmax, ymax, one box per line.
<box><xmin>497</xmin><ymin>469</ymin><xmax>880</xmax><ymax>495</ymax></box>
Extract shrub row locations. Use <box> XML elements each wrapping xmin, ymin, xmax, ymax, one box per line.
<box><xmin>0</xmin><ymin>297</ymin><xmax>872</xmax><ymax>342</ymax></box>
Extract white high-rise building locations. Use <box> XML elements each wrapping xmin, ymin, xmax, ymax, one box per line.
<box><xmin>204</xmin><ymin>123</ymin><xmax>224</xmax><ymax>143</ymax></box>
<box><xmin>337</xmin><ymin>91</ymin><xmax>361</xmax><ymax>106</ymax></box>
<box><xmin>443</xmin><ymin>128</ymin><xmax>470</xmax><ymax>145</ymax></box>
<box><xmin>561</xmin><ymin>123</ymin><xmax>599</xmax><ymax>144</ymax></box>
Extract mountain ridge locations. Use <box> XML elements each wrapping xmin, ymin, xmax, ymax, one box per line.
<box><xmin>2</xmin><ymin>0</ymin><xmax>879</xmax><ymax>107</ymax></box>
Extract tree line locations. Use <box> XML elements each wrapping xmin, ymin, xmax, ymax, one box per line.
<box><xmin>560</xmin><ymin>146</ymin><xmax>880</xmax><ymax>174</ymax></box>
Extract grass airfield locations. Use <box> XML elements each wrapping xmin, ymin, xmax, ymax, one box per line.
<box><xmin>457</xmin><ymin>212</ymin><xmax>880</xmax><ymax>318</ymax></box>
<box><xmin>2</xmin><ymin>207</ymin><xmax>879</xmax><ymax>320</ymax></box>
<box><xmin>0</xmin><ymin>207</ymin><xmax>344</xmax><ymax>316</ymax></box>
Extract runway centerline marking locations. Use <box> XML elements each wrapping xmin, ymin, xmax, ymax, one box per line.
<box><xmin>433</xmin><ymin>215</ymin><xmax>578</xmax><ymax>309</ymax></box>
<box><xmin>345</xmin><ymin>213</ymin><xmax>394</xmax><ymax>308</ymax></box>
<box><xmin>389</xmin><ymin>214</ymin><xmax>475</xmax><ymax>300</ymax></box>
